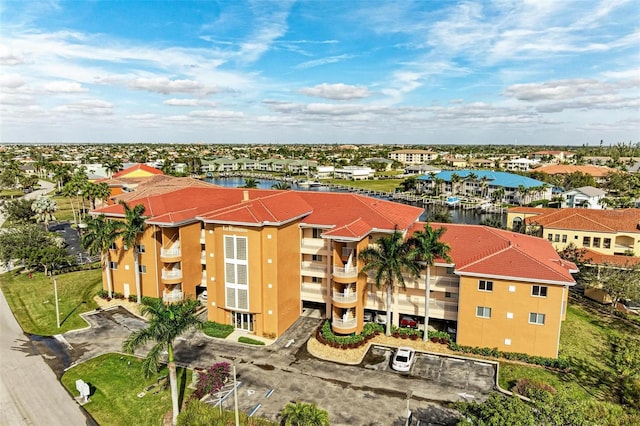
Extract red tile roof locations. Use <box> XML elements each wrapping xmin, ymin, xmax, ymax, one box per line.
<box><xmin>407</xmin><ymin>223</ymin><xmax>576</xmax><ymax>285</ymax></box>
<box><xmin>534</xmin><ymin>164</ymin><xmax>616</xmax><ymax>177</ymax></box>
<box><xmin>112</xmin><ymin>163</ymin><xmax>164</xmax><ymax>178</ymax></box>
<box><xmin>524</xmin><ymin>208</ymin><xmax>640</xmax><ymax>233</ymax></box>
<box><xmin>582</xmin><ymin>249</ymin><xmax>640</xmax><ymax>267</ymax></box>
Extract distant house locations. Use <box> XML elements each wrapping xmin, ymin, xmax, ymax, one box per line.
<box><xmin>562</xmin><ymin>186</ymin><xmax>606</xmax><ymax>209</ymax></box>
<box><xmin>333</xmin><ymin>166</ymin><xmax>375</xmax><ymax>180</ymax></box>
<box><xmin>534</xmin><ymin>164</ymin><xmax>616</xmax><ymax>184</ymax></box>
<box><xmin>502</xmin><ymin>158</ymin><xmax>539</xmax><ymax>172</ymax></box>
<box><xmin>404</xmin><ymin>164</ymin><xmax>441</xmax><ymax>175</ymax></box>
<box><xmin>529</xmin><ymin>150</ymin><xmax>575</xmax><ymax>163</ymax></box>
<box><xmin>112</xmin><ymin>163</ymin><xmax>164</xmax><ymax>179</ymax></box>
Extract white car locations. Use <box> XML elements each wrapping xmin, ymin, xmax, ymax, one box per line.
<box><xmin>391</xmin><ymin>347</ymin><xmax>415</xmax><ymax>372</ymax></box>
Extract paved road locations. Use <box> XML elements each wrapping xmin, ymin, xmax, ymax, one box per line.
<box><xmin>0</xmin><ymin>289</ymin><xmax>91</xmax><ymax>426</ymax></box>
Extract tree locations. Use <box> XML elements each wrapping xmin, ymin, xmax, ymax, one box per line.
<box><xmin>242</xmin><ymin>177</ymin><xmax>258</xmax><ymax>188</ymax></box>
<box><xmin>272</xmin><ymin>181</ymin><xmax>291</xmax><ymax>190</ymax></box>
<box><xmin>1</xmin><ymin>198</ymin><xmax>34</xmax><ymax>223</ymax></box>
<box><xmin>122</xmin><ymin>298</ymin><xmax>204</xmax><ymax>426</ymax></box>
<box><xmin>582</xmin><ymin>262</ymin><xmax>640</xmax><ymax>312</ymax></box>
<box><xmin>408</xmin><ymin>224</ymin><xmax>452</xmax><ymax>340</ymax></box>
<box><xmin>120</xmin><ymin>201</ymin><xmax>147</xmax><ymax>304</ymax></box>
<box><xmin>424</xmin><ymin>205</ymin><xmax>452</xmax><ymax>223</ymax></box>
<box><xmin>359</xmin><ymin>230</ymin><xmax>420</xmax><ymax>336</ymax></box>
<box><xmin>0</xmin><ymin>224</ymin><xmax>70</xmax><ymax>274</ymax></box>
<box><xmin>82</xmin><ymin>214</ymin><xmax>124</xmax><ymax>298</ymax></box>
<box><xmin>85</xmin><ymin>182</ymin><xmax>111</xmax><ymax>209</ymax></box>
<box><xmin>455</xmin><ymin>392</ymin><xmax>536</xmax><ymax>426</ymax></box>
<box><xmin>450</xmin><ymin>173</ymin><xmax>461</xmax><ymax>196</ymax></box>
<box><xmin>280</xmin><ymin>401</ymin><xmax>330</xmax><ymax>426</ymax></box>
<box><xmin>103</xmin><ymin>159</ymin><xmax>123</xmax><ymax>178</ymax></box>
<box><xmin>31</xmin><ymin>196</ymin><xmax>58</xmax><ymax>229</ymax></box>
<box><xmin>399</xmin><ymin>177</ymin><xmax>418</xmax><ymax>192</ymax></box>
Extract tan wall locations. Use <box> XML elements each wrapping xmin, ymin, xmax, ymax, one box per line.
<box><xmin>178</xmin><ymin>222</ymin><xmax>203</xmax><ymax>299</ymax></box>
<box><xmin>457</xmin><ymin>275</ymin><xmax>566</xmax><ymax>358</ymax></box>
<box><xmin>274</xmin><ymin>222</ymin><xmax>303</xmax><ymax>336</ymax></box>
<box><xmin>543</xmin><ymin>228</ymin><xmax>638</xmax><ymax>256</ymax></box>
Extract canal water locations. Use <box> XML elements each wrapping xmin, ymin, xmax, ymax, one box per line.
<box><xmin>205</xmin><ymin>177</ymin><xmax>506</xmax><ymax>226</ymax></box>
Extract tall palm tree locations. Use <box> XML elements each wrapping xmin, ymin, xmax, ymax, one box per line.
<box><xmin>242</xmin><ymin>177</ymin><xmax>258</xmax><ymax>188</ymax></box>
<box><xmin>359</xmin><ymin>230</ymin><xmax>420</xmax><ymax>336</ymax></box>
<box><xmin>281</xmin><ymin>401</ymin><xmax>330</xmax><ymax>426</ymax></box>
<box><xmin>122</xmin><ymin>298</ymin><xmax>203</xmax><ymax>426</ymax></box>
<box><xmin>450</xmin><ymin>173</ymin><xmax>461</xmax><ymax>196</ymax></box>
<box><xmin>31</xmin><ymin>196</ymin><xmax>58</xmax><ymax>230</ymax></box>
<box><xmin>120</xmin><ymin>201</ymin><xmax>147</xmax><ymax>304</ymax></box>
<box><xmin>82</xmin><ymin>214</ymin><xmax>123</xmax><ymax>298</ymax></box>
<box><xmin>408</xmin><ymin>224</ymin><xmax>452</xmax><ymax>341</ymax></box>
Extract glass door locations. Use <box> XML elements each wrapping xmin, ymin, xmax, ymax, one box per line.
<box><xmin>232</xmin><ymin>312</ymin><xmax>254</xmax><ymax>332</ymax></box>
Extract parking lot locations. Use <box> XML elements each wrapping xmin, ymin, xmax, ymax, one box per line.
<box><xmin>362</xmin><ymin>345</ymin><xmax>496</xmax><ymax>395</ymax></box>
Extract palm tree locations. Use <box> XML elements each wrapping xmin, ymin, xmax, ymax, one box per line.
<box><xmin>242</xmin><ymin>177</ymin><xmax>258</xmax><ymax>188</ymax></box>
<box><xmin>82</xmin><ymin>214</ymin><xmax>123</xmax><ymax>298</ymax></box>
<box><xmin>408</xmin><ymin>224</ymin><xmax>452</xmax><ymax>340</ymax></box>
<box><xmin>120</xmin><ymin>201</ymin><xmax>147</xmax><ymax>304</ymax></box>
<box><xmin>31</xmin><ymin>196</ymin><xmax>58</xmax><ymax>230</ymax></box>
<box><xmin>122</xmin><ymin>298</ymin><xmax>203</xmax><ymax>426</ymax></box>
<box><xmin>85</xmin><ymin>182</ymin><xmax>111</xmax><ymax>209</ymax></box>
<box><xmin>272</xmin><ymin>181</ymin><xmax>291</xmax><ymax>190</ymax></box>
<box><xmin>103</xmin><ymin>159</ymin><xmax>123</xmax><ymax>178</ymax></box>
<box><xmin>450</xmin><ymin>173</ymin><xmax>461</xmax><ymax>196</ymax></box>
<box><xmin>280</xmin><ymin>401</ymin><xmax>330</xmax><ymax>426</ymax></box>
<box><xmin>359</xmin><ymin>230</ymin><xmax>420</xmax><ymax>336</ymax></box>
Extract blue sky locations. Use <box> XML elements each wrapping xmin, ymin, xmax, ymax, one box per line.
<box><xmin>1</xmin><ymin>0</ymin><xmax>638</xmax><ymax>145</ymax></box>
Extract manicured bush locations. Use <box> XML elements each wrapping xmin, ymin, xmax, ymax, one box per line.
<box><xmin>128</xmin><ymin>294</ymin><xmax>137</xmax><ymax>302</ymax></box>
<box><xmin>194</xmin><ymin>362</ymin><xmax>231</xmax><ymax>398</ymax></box>
<box><xmin>238</xmin><ymin>336</ymin><xmax>265</xmax><ymax>345</ymax></box>
<box><xmin>447</xmin><ymin>342</ymin><xmax>570</xmax><ymax>370</ymax></box>
<box><xmin>202</xmin><ymin>321</ymin><xmax>234</xmax><ymax>338</ymax></box>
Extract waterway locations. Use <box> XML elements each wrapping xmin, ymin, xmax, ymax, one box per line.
<box><xmin>205</xmin><ymin>177</ymin><xmax>506</xmax><ymax>226</ymax></box>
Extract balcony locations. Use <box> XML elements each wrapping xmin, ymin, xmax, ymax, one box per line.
<box><xmin>163</xmin><ymin>290</ymin><xmax>183</xmax><ymax>304</ymax></box>
<box><xmin>301</xmin><ymin>238</ymin><xmax>329</xmax><ymax>254</ymax></box>
<box><xmin>160</xmin><ymin>246</ymin><xmax>181</xmax><ymax>262</ymax></box>
<box><xmin>301</xmin><ymin>282</ymin><xmax>325</xmax><ymax>302</ymax></box>
<box><xmin>301</xmin><ymin>261</ymin><xmax>327</xmax><ymax>277</ymax></box>
<box><xmin>332</xmin><ymin>290</ymin><xmax>357</xmax><ymax>307</ymax></box>
<box><xmin>201</xmin><ymin>271</ymin><xmax>207</xmax><ymax>285</ymax></box>
<box><xmin>161</xmin><ymin>269</ymin><xmax>182</xmax><ymax>284</ymax></box>
<box><xmin>332</xmin><ymin>264</ymin><xmax>357</xmax><ymax>280</ymax></box>
<box><xmin>201</xmin><ymin>251</ymin><xmax>206</xmax><ymax>264</ymax></box>
<box><xmin>200</xmin><ymin>230</ymin><xmax>206</xmax><ymax>244</ymax></box>
<box><xmin>332</xmin><ymin>317</ymin><xmax>357</xmax><ymax>334</ymax></box>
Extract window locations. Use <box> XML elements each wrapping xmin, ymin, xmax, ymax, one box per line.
<box><xmin>531</xmin><ymin>285</ymin><xmax>548</xmax><ymax>297</ymax></box>
<box><xmin>138</xmin><ymin>265</ymin><xmax>147</xmax><ymax>274</ymax></box>
<box><xmin>478</xmin><ymin>280</ymin><xmax>493</xmax><ymax>292</ymax></box>
<box><xmin>593</xmin><ymin>237</ymin><xmax>601</xmax><ymax>248</ymax></box>
<box><xmin>547</xmin><ymin>234</ymin><xmax>553</xmax><ymax>241</ymax></box>
<box><xmin>109</xmin><ymin>242</ymin><xmax>117</xmax><ymax>250</ymax></box>
<box><xmin>582</xmin><ymin>236</ymin><xmax>590</xmax><ymax>247</ymax></box>
<box><xmin>312</xmin><ymin>254</ymin><xmax>323</xmax><ymax>262</ymax></box>
<box><xmin>554</xmin><ymin>234</ymin><xmax>560</xmax><ymax>242</ymax></box>
<box><xmin>224</xmin><ymin>235</ymin><xmax>249</xmax><ymax>310</ymax></box>
<box><xmin>312</xmin><ymin>228</ymin><xmax>322</xmax><ymax>239</ymax></box>
<box><xmin>109</xmin><ymin>261</ymin><xmax>118</xmax><ymax>270</ymax></box>
<box><xmin>136</xmin><ymin>244</ymin><xmax>145</xmax><ymax>254</ymax></box>
<box><xmin>476</xmin><ymin>306</ymin><xmax>492</xmax><ymax>318</ymax></box>
<box><xmin>562</xmin><ymin>235</ymin><xmax>567</xmax><ymax>243</ymax></box>
<box><xmin>446</xmin><ymin>267</ymin><xmax>455</xmax><ymax>275</ymax></box>
<box><xmin>604</xmin><ymin>238</ymin><xmax>611</xmax><ymax>249</ymax></box>
<box><xmin>529</xmin><ymin>313</ymin><xmax>545</xmax><ymax>325</ymax></box>
<box><xmin>311</xmin><ymin>277</ymin><xmax>321</xmax><ymax>283</ymax></box>
<box><xmin>445</xmin><ymin>292</ymin><xmax>458</xmax><ymax>299</ymax></box>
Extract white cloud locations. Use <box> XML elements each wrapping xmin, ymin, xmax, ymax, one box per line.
<box><xmin>0</xmin><ymin>73</ymin><xmax>26</xmax><ymax>89</ymax></box>
<box><xmin>295</xmin><ymin>54</ymin><xmax>353</xmax><ymax>70</ymax></box>
<box><xmin>299</xmin><ymin>83</ymin><xmax>371</xmax><ymax>100</ymax></box>
<box><xmin>0</xmin><ymin>46</ymin><xmax>26</xmax><ymax>65</ymax></box>
<box><xmin>43</xmin><ymin>80</ymin><xmax>87</xmax><ymax>93</ymax></box>
<box><xmin>163</xmin><ymin>98</ymin><xmax>217</xmax><ymax>107</ymax></box>
<box><xmin>126</xmin><ymin>77</ymin><xmax>217</xmax><ymax>95</ymax></box>
<box><xmin>52</xmin><ymin>99</ymin><xmax>114</xmax><ymax>115</ymax></box>
<box><xmin>189</xmin><ymin>109</ymin><xmax>244</xmax><ymax>119</ymax></box>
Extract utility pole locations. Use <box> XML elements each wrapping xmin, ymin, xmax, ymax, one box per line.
<box><xmin>53</xmin><ymin>275</ymin><xmax>60</xmax><ymax>328</ymax></box>
<box><xmin>233</xmin><ymin>365</ymin><xmax>239</xmax><ymax>426</ymax></box>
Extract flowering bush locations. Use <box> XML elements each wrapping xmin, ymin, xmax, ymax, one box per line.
<box><xmin>195</xmin><ymin>362</ymin><xmax>231</xmax><ymax>398</ymax></box>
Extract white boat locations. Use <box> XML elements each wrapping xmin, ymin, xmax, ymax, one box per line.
<box><xmin>445</xmin><ymin>196</ymin><xmax>460</xmax><ymax>207</ymax></box>
<box><xmin>298</xmin><ymin>180</ymin><xmax>322</xmax><ymax>188</ymax></box>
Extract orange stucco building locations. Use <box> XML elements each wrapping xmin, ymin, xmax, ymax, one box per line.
<box><xmin>93</xmin><ymin>177</ymin><xmax>576</xmax><ymax>358</ymax></box>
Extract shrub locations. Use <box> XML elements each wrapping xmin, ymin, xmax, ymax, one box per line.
<box><xmin>446</xmin><ymin>342</ymin><xmax>570</xmax><ymax>370</ymax></box>
<box><xmin>511</xmin><ymin>378</ymin><xmax>557</xmax><ymax>398</ymax></box>
<box><xmin>238</xmin><ymin>336</ymin><xmax>265</xmax><ymax>345</ymax></box>
<box><xmin>128</xmin><ymin>294</ymin><xmax>137</xmax><ymax>302</ymax></box>
<box><xmin>97</xmin><ymin>289</ymin><xmax>108</xmax><ymax>299</ymax></box>
<box><xmin>202</xmin><ymin>321</ymin><xmax>234</xmax><ymax>338</ymax></box>
<box><xmin>178</xmin><ymin>399</ymin><xmax>276</xmax><ymax>425</ymax></box>
<box><xmin>113</xmin><ymin>292</ymin><xmax>125</xmax><ymax>300</ymax></box>
<box><xmin>194</xmin><ymin>362</ymin><xmax>231</xmax><ymax>398</ymax></box>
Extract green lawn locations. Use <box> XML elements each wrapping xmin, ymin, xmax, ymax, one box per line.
<box><xmin>62</xmin><ymin>353</ymin><xmax>194</xmax><ymax>426</ymax></box>
<box><xmin>0</xmin><ymin>268</ymin><xmax>102</xmax><ymax>335</ymax></box>
<box><xmin>324</xmin><ymin>177</ymin><xmax>402</xmax><ymax>193</ymax></box>
<box><xmin>499</xmin><ymin>300</ymin><xmax>638</xmax><ymax>405</ymax></box>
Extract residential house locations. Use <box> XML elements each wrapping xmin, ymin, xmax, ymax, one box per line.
<box><xmin>92</xmin><ymin>176</ymin><xmax>576</xmax><ymax>358</ymax></box>
<box><xmin>388</xmin><ymin>149</ymin><xmax>439</xmax><ymax>165</ymax></box>
<box><xmin>561</xmin><ymin>186</ymin><xmax>606</xmax><ymax>209</ymax></box>
<box><xmin>534</xmin><ymin>165</ymin><xmax>616</xmax><ymax>184</ymax></box>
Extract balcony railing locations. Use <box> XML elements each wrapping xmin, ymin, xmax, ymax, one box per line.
<box><xmin>332</xmin><ymin>317</ymin><xmax>356</xmax><ymax>328</ymax></box>
<box><xmin>333</xmin><ymin>291</ymin><xmax>357</xmax><ymax>303</ymax></box>
<box><xmin>333</xmin><ymin>264</ymin><xmax>357</xmax><ymax>278</ymax></box>
<box><xmin>161</xmin><ymin>247</ymin><xmax>181</xmax><ymax>258</ymax></box>
<box><xmin>200</xmin><ymin>230</ymin><xmax>205</xmax><ymax>243</ymax></box>
<box><xmin>301</xmin><ymin>261</ymin><xmax>327</xmax><ymax>274</ymax></box>
<box><xmin>162</xmin><ymin>269</ymin><xmax>183</xmax><ymax>280</ymax></box>
<box><xmin>201</xmin><ymin>251</ymin><xmax>206</xmax><ymax>264</ymax></box>
<box><xmin>201</xmin><ymin>272</ymin><xmax>207</xmax><ymax>285</ymax></box>
<box><xmin>301</xmin><ymin>238</ymin><xmax>328</xmax><ymax>250</ymax></box>
<box><xmin>163</xmin><ymin>291</ymin><xmax>183</xmax><ymax>303</ymax></box>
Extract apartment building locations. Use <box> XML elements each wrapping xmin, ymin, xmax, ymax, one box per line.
<box><xmin>507</xmin><ymin>207</ymin><xmax>640</xmax><ymax>256</ymax></box>
<box><xmin>93</xmin><ymin>177</ymin><xmax>576</xmax><ymax>358</ymax></box>
<box><xmin>388</xmin><ymin>149</ymin><xmax>439</xmax><ymax>165</ymax></box>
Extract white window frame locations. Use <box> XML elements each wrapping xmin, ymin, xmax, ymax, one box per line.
<box><xmin>529</xmin><ymin>312</ymin><xmax>545</xmax><ymax>325</ymax></box>
<box><xmin>478</xmin><ymin>280</ymin><xmax>493</xmax><ymax>292</ymax></box>
<box><xmin>109</xmin><ymin>261</ymin><xmax>118</xmax><ymax>270</ymax></box>
<box><xmin>531</xmin><ymin>285</ymin><xmax>548</xmax><ymax>297</ymax></box>
<box><xmin>224</xmin><ymin>235</ymin><xmax>249</xmax><ymax>310</ymax></box>
<box><xmin>476</xmin><ymin>306</ymin><xmax>491</xmax><ymax>318</ymax></box>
